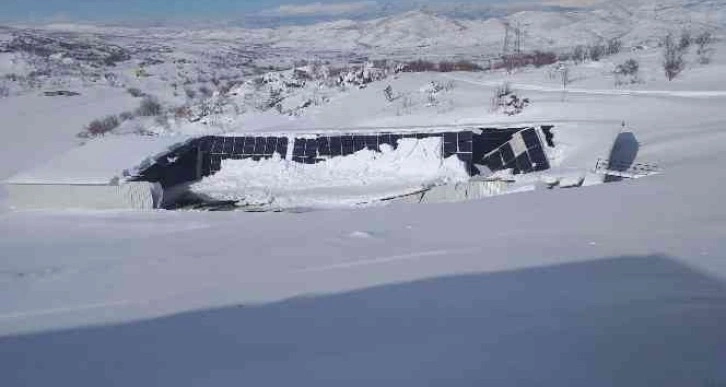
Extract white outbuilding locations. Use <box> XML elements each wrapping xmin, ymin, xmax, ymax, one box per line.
<box><xmin>3</xmin><ymin>135</ymin><xmax>189</xmax><ymax>210</ymax></box>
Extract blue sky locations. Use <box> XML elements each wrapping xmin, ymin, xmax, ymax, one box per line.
<box><xmin>1</xmin><ymin>0</ymin><xmax>538</xmax><ymax>23</ymax></box>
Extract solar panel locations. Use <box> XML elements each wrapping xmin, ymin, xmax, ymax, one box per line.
<box><xmin>252</xmin><ymin>138</ymin><xmax>265</xmax><ymax>154</ymax></box>
<box><xmin>265</xmin><ymin>137</ymin><xmax>277</xmax><ymax>155</ymax></box>
<box><xmin>353</xmin><ymin>136</ymin><xmax>366</xmax><ymax>151</ymax></box>
<box><xmin>444</xmin><ymin>141</ymin><xmax>458</xmax><ymax>156</ymax></box>
<box><xmin>199</xmin><ymin>136</ymin><xmax>214</xmax><ymax>152</ymax></box>
<box><xmin>515</xmin><ymin>152</ymin><xmax>534</xmax><ymax>174</ymax></box>
<box><xmin>341</xmin><ymin>136</ymin><xmax>354</xmax><ymax>154</ymax></box>
<box><xmin>365</xmin><ymin>135</ymin><xmax>378</xmax><ymax>151</ymax></box>
<box><xmin>210</xmin><ymin>138</ymin><xmax>224</xmax><ymax>154</ymax></box>
<box><xmin>458</xmin><ymin>137</ymin><xmax>473</xmax><ymax>153</ymax></box>
<box><xmin>304</xmin><ymin>139</ymin><xmax>318</xmax><ymax>157</ymax></box>
<box><xmin>210</xmin><ymin>155</ymin><xmax>222</xmax><ymax>172</ymax></box>
<box><xmin>485</xmin><ymin>152</ymin><xmax>504</xmax><ymax>171</ymax></box>
<box><xmin>500</xmin><ymin>144</ymin><xmax>516</xmax><ymax>164</ymax></box>
<box><xmin>293</xmin><ymin>139</ymin><xmax>306</xmax><ymax>157</ymax></box>
<box><xmin>390</xmin><ymin>134</ymin><xmax>402</xmax><ymax>146</ymax></box>
<box><xmin>222</xmin><ymin>138</ymin><xmax>234</xmax><ymax>155</ymax></box>
<box><xmin>443</xmin><ymin>132</ymin><xmax>457</xmax><ymax>144</ymax></box>
<box><xmin>528</xmin><ymin>145</ymin><xmax>550</xmax><ymax>171</ymax></box>
<box><xmin>521</xmin><ymin>128</ymin><xmax>540</xmax><ymax>149</ymax></box>
<box><xmin>317</xmin><ymin>137</ymin><xmax>331</xmax><ymax>156</ymax></box>
<box><xmin>233</xmin><ymin>138</ymin><xmax>245</xmax><ymax>155</ymax></box>
<box><xmin>276</xmin><ymin>137</ymin><xmax>289</xmax><ymax>156</ymax></box>
<box><xmin>243</xmin><ymin>137</ymin><xmax>256</xmax><ymax>154</ymax></box>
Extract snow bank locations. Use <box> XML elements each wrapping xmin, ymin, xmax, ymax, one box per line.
<box><xmin>191</xmin><ymin>137</ymin><xmax>470</xmax><ymax>208</ymax></box>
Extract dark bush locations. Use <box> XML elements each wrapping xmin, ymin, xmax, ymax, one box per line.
<box><xmin>453</xmin><ymin>60</ymin><xmax>483</xmax><ymax>71</ymax></box>
<box><xmin>614</xmin><ymin>59</ymin><xmax>639</xmax><ymax>76</ymax></box>
<box><xmin>136</xmin><ymin>97</ymin><xmax>163</xmax><ymax>116</ymax></box>
<box><xmin>607</xmin><ymin>38</ymin><xmax>623</xmax><ymax>55</ymax></box>
<box><xmin>126</xmin><ymin>87</ymin><xmax>144</xmax><ymax>98</ymax></box>
<box><xmin>198</xmin><ymin>85</ymin><xmax>213</xmax><ymax>98</ymax></box>
<box><xmin>86</xmin><ymin>115</ymin><xmax>119</xmax><ymax>136</ymax></box>
<box><xmin>402</xmin><ymin>59</ymin><xmax>438</xmax><ymax>72</ymax></box>
<box><xmin>119</xmin><ymin>111</ymin><xmax>135</xmax><ymax>121</ymax></box>
<box><xmin>589</xmin><ymin>44</ymin><xmax>606</xmax><ymax>61</ymax></box>
<box><xmin>492</xmin><ymin>51</ymin><xmax>557</xmax><ymax>71</ymax></box>
<box><xmin>438</xmin><ymin>61</ymin><xmax>456</xmax><ymax>72</ymax></box>
<box><xmin>663</xmin><ymin>32</ymin><xmax>685</xmax><ymax>81</ymax></box>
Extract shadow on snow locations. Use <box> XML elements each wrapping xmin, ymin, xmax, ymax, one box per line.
<box><xmin>2</xmin><ymin>255</ymin><xmax>726</xmax><ymax>387</ymax></box>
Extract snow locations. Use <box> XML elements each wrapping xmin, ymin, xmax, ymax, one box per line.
<box><xmin>191</xmin><ymin>137</ymin><xmax>470</xmax><ymax>209</ymax></box>
<box><xmin>5</xmin><ymin>135</ymin><xmax>190</xmax><ymax>185</ymax></box>
<box><xmin>1</xmin><ymin>2</ymin><xmax>726</xmax><ymax>385</ymax></box>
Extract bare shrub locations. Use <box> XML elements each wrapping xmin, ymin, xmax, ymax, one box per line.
<box><xmin>438</xmin><ymin>61</ymin><xmax>456</xmax><ymax>72</ymax></box>
<box><xmin>126</xmin><ymin>87</ymin><xmax>144</xmax><ymax>98</ymax></box>
<box><xmin>174</xmin><ymin>106</ymin><xmax>192</xmax><ymax>119</ymax></box>
<box><xmin>136</xmin><ymin>97</ymin><xmax>163</xmax><ymax>116</ymax></box>
<box><xmin>401</xmin><ymin>59</ymin><xmax>438</xmax><ymax>72</ymax></box>
<box><xmin>531</xmin><ymin>51</ymin><xmax>557</xmax><ymax>67</ymax></box>
<box><xmin>491</xmin><ymin>82</ymin><xmax>529</xmax><ymax>116</ymax></box>
<box><xmin>433</xmin><ymin>60</ymin><xmax>483</xmax><ymax>72</ymax></box>
<box><xmin>679</xmin><ymin>29</ymin><xmax>692</xmax><ymax>51</ymax></box>
<box><xmin>493</xmin><ymin>51</ymin><xmax>557</xmax><ymax>71</ymax></box>
<box><xmin>696</xmin><ymin>31</ymin><xmax>715</xmax><ymax>64</ymax></box>
<box><xmin>589</xmin><ymin>44</ymin><xmax>606</xmax><ymax>61</ymax></box>
<box><xmin>614</xmin><ymin>59</ymin><xmax>640</xmax><ymax>85</ymax></box>
<box><xmin>491</xmin><ymin>82</ymin><xmax>512</xmax><ymax>111</ymax></box>
<box><xmin>85</xmin><ymin>115</ymin><xmax>119</xmax><ymax>136</ymax></box>
<box><xmin>0</xmin><ymin>84</ymin><xmax>9</xmax><ymax>98</ymax></box>
<box><xmin>572</xmin><ymin>45</ymin><xmax>587</xmax><ymax>63</ymax></box>
<box><xmin>663</xmin><ymin>32</ymin><xmax>686</xmax><ymax>81</ymax></box>
<box><xmin>198</xmin><ymin>85</ymin><xmax>213</xmax><ymax>98</ymax></box>
<box><xmin>119</xmin><ymin>111</ymin><xmax>135</xmax><ymax>121</ymax></box>
<box><xmin>184</xmin><ymin>87</ymin><xmax>197</xmax><ymax>99</ymax></box>
<box><xmin>453</xmin><ymin>60</ymin><xmax>483</xmax><ymax>71</ymax></box>
<box><xmin>383</xmin><ymin>85</ymin><xmax>395</xmax><ymax>102</ymax></box>
<box><xmin>615</xmin><ymin>59</ymin><xmax>639</xmax><ymax>76</ymax></box>
<box><xmin>606</xmin><ymin>38</ymin><xmax>622</xmax><ymax>55</ymax></box>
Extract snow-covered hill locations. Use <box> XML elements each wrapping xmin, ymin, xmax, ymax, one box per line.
<box><xmin>1</xmin><ymin>1</ymin><xmax>726</xmax><ymax>385</ymax></box>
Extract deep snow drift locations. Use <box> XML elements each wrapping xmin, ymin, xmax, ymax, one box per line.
<box><xmin>191</xmin><ymin>137</ymin><xmax>470</xmax><ymax>208</ymax></box>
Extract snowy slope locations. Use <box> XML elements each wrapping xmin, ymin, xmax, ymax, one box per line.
<box><xmin>1</xmin><ymin>3</ymin><xmax>726</xmax><ymax>386</ymax></box>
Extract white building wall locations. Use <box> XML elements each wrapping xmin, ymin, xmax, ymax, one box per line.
<box><xmin>5</xmin><ymin>182</ymin><xmax>161</xmax><ymax>210</ymax></box>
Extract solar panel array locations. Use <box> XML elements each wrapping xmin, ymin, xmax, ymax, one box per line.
<box><xmin>197</xmin><ymin>136</ymin><xmax>289</xmax><ymax>176</ymax></box>
<box><xmin>134</xmin><ymin>127</ymin><xmax>553</xmax><ymax>190</ymax></box>
<box><xmin>291</xmin><ymin>132</ymin><xmax>474</xmax><ymax>167</ymax></box>
<box><xmin>479</xmin><ymin>128</ymin><xmax>550</xmax><ymax>175</ymax></box>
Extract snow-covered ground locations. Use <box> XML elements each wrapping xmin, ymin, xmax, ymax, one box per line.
<box><xmin>1</xmin><ymin>2</ymin><xmax>726</xmax><ymax>385</ymax></box>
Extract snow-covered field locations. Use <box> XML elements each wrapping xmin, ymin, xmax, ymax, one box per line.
<box><xmin>2</xmin><ymin>1</ymin><xmax>726</xmax><ymax>385</ymax></box>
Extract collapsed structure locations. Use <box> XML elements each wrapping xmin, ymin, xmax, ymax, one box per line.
<box><xmin>4</xmin><ymin>125</ymin><xmax>557</xmax><ymax>210</ymax></box>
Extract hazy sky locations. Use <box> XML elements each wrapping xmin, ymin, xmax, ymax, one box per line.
<box><xmin>1</xmin><ymin>0</ymin><xmax>538</xmax><ymax>23</ymax></box>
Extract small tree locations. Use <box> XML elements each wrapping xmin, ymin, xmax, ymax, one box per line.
<box><xmin>383</xmin><ymin>85</ymin><xmax>395</xmax><ymax>102</ymax></box>
<box><xmin>572</xmin><ymin>46</ymin><xmax>587</xmax><ymax>64</ymax></box>
<box><xmin>126</xmin><ymin>87</ymin><xmax>144</xmax><ymax>98</ymax></box>
<box><xmin>663</xmin><ymin>32</ymin><xmax>685</xmax><ymax>81</ymax></box>
<box><xmin>695</xmin><ymin>31</ymin><xmax>715</xmax><ymax>64</ymax></box>
<box><xmin>589</xmin><ymin>44</ymin><xmax>606</xmax><ymax>61</ymax></box>
<box><xmin>85</xmin><ymin>115</ymin><xmax>120</xmax><ymax>136</ymax></box>
<box><xmin>136</xmin><ymin>97</ymin><xmax>163</xmax><ymax>116</ymax></box>
<box><xmin>614</xmin><ymin>59</ymin><xmax>640</xmax><ymax>85</ymax></box>
<box><xmin>607</xmin><ymin>38</ymin><xmax>623</xmax><ymax>55</ymax></box>
<box><xmin>679</xmin><ymin>29</ymin><xmax>692</xmax><ymax>51</ymax></box>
